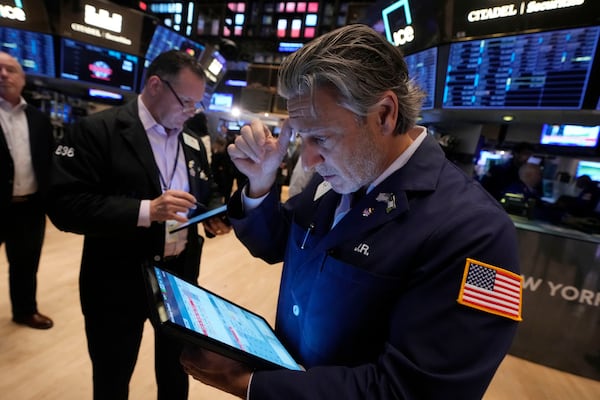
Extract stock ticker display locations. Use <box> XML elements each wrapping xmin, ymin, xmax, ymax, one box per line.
<box><xmin>0</xmin><ymin>27</ymin><xmax>55</xmax><ymax>78</ymax></box>
<box><xmin>442</xmin><ymin>26</ymin><xmax>600</xmax><ymax>109</ymax></box>
<box><xmin>405</xmin><ymin>46</ymin><xmax>437</xmax><ymax>110</ymax></box>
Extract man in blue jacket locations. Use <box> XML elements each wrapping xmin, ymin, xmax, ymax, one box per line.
<box><xmin>181</xmin><ymin>24</ymin><xmax>522</xmax><ymax>399</ymax></box>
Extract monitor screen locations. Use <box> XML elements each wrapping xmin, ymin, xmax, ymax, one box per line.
<box><xmin>60</xmin><ymin>38</ymin><xmax>139</xmax><ymax>92</ymax></box>
<box><xmin>145</xmin><ymin>25</ymin><xmax>205</xmax><ymax>62</ymax></box>
<box><xmin>278</xmin><ymin>42</ymin><xmax>303</xmax><ymax>53</ymax></box>
<box><xmin>443</xmin><ymin>26</ymin><xmax>600</xmax><ymax>109</ymax></box>
<box><xmin>88</xmin><ymin>88</ymin><xmax>123</xmax><ymax>101</ymax></box>
<box><xmin>540</xmin><ymin>124</ymin><xmax>600</xmax><ymax>148</ymax></box>
<box><xmin>200</xmin><ymin>50</ymin><xmax>227</xmax><ymax>93</ymax></box>
<box><xmin>576</xmin><ymin>160</ymin><xmax>600</xmax><ymax>182</ymax></box>
<box><xmin>208</xmin><ymin>92</ymin><xmax>234</xmax><ymax>112</ymax></box>
<box><xmin>405</xmin><ymin>47</ymin><xmax>437</xmax><ymax>110</ymax></box>
<box><xmin>0</xmin><ymin>26</ymin><xmax>55</xmax><ymax>78</ymax></box>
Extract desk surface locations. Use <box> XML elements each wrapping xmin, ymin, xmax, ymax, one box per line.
<box><xmin>511</xmin><ymin>216</ymin><xmax>600</xmax><ymax>244</ymax></box>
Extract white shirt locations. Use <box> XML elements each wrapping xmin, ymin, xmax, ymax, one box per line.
<box><xmin>0</xmin><ymin>96</ymin><xmax>38</xmax><ymax>196</ymax></box>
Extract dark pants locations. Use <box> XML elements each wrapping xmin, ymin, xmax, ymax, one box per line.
<box><xmin>84</xmin><ymin>309</ymin><xmax>189</xmax><ymax>400</ymax></box>
<box><xmin>0</xmin><ymin>195</ymin><xmax>46</xmax><ymax>318</ymax></box>
<box><xmin>83</xmin><ymin>256</ymin><xmax>191</xmax><ymax>400</ymax></box>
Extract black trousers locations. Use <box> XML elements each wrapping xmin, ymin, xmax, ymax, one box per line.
<box><xmin>84</xmin><ymin>313</ymin><xmax>189</xmax><ymax>400</ymax></box>
<box><xmin>0</xmin><ymin>195</ymin><xmax>46</xmax><ymax>318</ymax></box>
<box><xmin>83</xmin><ymin>256</ymin><xmax>191</xmax><ymax>400</ymax></box>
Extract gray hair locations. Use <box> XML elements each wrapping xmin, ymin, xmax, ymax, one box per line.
<box><xmin>277</xmin><ymin>24</ymin><xmax>425</xmax><ymax>135</ymax></box>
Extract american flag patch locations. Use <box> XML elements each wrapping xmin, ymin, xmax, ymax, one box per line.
<box><xmin>457</xmin><ymin>258</ymin><xmax>523</xmax><ymax>321</ymax></box>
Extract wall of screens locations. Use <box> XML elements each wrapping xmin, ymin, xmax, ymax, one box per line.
<box><xmin>0</xmin><ymin>27</ymin><xmax>55</xmax><ymax>78</ymax></box>
<box><xmin>405</xmin><ymin>47</ymin><xmax>437</xmax><ymax>110</ymax></box>
<box><xmin>442</xmin><ymin>25</ymin><xmax>600</xmax><ymax>110</ymax></box>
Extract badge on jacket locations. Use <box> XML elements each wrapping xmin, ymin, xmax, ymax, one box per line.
<box><xmin>457</xmin><ymin>258</ymin><xmax>523</xmax><ymax>321</ymax></box>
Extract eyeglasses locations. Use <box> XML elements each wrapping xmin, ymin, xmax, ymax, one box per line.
<box><xmin>158</xmin><ymin>77</ymin><xmax>205</xmax><ymax>114</ymax></box>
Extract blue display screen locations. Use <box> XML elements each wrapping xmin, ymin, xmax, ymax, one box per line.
<box><xmin>60</xmin><ymin>38</ymin><xmax>139</xmax><ymax>92</ymax></box>
<box><xmin>152</xmin><ymin>266</ymin><xmax>301</xmax><ymax>371</ymax></box>
<box><xmin>0</xmin><ymin>26</ymin><xmax>55</xmax><ymax>78</ymax></box>
<box><xmin>443</xmin><ymin>26</ymin><xmax>600</xmax><ymax>109</ymax></box>
<box><xmin>405</xmin><ymin>47</ymin><xmax>437</xmax><ymax>110</ymax></box>
<box><xmin>540</xmin><ymin>124</ymin><xmax>600</xmax><ymax>148</ymax></box>
<box><xmin>145</xmin><ymin>25</ymin><xmax>205</xmax><ymax>62</ymax></box>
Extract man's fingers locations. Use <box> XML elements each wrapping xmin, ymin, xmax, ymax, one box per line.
<box><xmin>278</xmin><ymin>119</ymin><xmax>294</xmax><ymax>155</ymax></box>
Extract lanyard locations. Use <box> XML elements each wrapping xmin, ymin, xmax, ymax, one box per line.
<box><xmin>158</xmin><ymin>139</ymin><xmax>181</xmax><ymax>191</ymax></box>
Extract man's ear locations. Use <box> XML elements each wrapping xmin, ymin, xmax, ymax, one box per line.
<box><xmin>145</xmin><ymin>75</ymin><xmax>162</xmax><ymax>96</ymax></box>
<box><xmin>375</xmin><ymin>91</ymin><xmax>399</xmax><ymax>136</ymax></box>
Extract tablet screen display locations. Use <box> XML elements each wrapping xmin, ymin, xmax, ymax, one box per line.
<box><xmin>169</xmin><ymin>204</ymin><xmax>227</xmax><ymax>233</ymax></box>
<box><xmin>148</xmin><ymin>266</ymin><xmax>301</xmax><ymax>371</ymax></box>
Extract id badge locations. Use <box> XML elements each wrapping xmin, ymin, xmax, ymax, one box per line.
<box><xmin>166</xmin><ymin>220</ymin><xmax>179</xmax><ymax>243</ymax></box>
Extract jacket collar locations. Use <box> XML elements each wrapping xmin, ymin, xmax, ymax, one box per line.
<box><xmin>306</xmin><ymin>133</ymin><xmax>445</xmax><ymax>252</ymax></box>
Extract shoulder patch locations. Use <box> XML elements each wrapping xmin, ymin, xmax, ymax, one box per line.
<box><xmin>457</xmin><ymin>258</ymin><xmax>523</xmax><ymax>321</ymax></box>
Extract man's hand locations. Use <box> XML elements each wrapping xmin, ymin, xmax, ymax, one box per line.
<box><xmin>149</xmin><ymin>190</ymin><xmax>197</xmax><ymax>223</ymax></box>
<box><xmin>202</xmin><ymin>216</ymin><xmax>232</xmax><ymax>236</ymax></box>
<box><xmin>180</xmin><ymin>346</ymin><xmax>253</xmax><ymax>399</ymax></box>
<box><xmin>227</xmin><ymin>119</ymin><xmax>293</xmax><ymax>198</ymax></box>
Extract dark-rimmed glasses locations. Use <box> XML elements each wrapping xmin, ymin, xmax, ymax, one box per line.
<box><xmin>158</xmin><ymin>77</ymin><xmax>205</xmax><ymax>114</ymax></box>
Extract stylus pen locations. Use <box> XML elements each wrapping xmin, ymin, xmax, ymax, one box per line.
<box><xmin>300</xmin><ymin>223</ymin><xmax>315</xmax><ymax>250</ymax></box>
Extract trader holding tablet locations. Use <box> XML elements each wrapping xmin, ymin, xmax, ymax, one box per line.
<box><xmin>48</xmin><ymin>50</ymin><xmax>230</xmax><ymax>400</ymax></box>
<box><xmin>181</xmin><ymin>25</ymin><xmax>522</xmax><ymax>399</ymax></box>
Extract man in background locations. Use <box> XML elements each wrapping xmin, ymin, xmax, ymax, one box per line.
<box><xmin>0</xmin><ymin>52</ymin><xmax>54</xmax><ymax>330</ymax></box>
<box><xmin>48</xmin><ymin>50</ymin><xmax>230</xmax><ymax>400</ymax></box>
<box><xmin>480</xmin><ymin>141</ymin><xmax>535</xmax><ymax>200</ymax></box>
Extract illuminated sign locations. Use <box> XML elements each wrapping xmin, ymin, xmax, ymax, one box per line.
<box><xmin>0</xmin><ymin>4</ymin><xmax>25</xmax><ymax>21</ymax></box>
<box><xmin>70</xmin><ymin>3</ymin><xmax>130</xmax><ymax>45</ymax></box>
<box><xmin>0</xmin><ymin>0</ymin><xmax>51</xmax><ymax>33</ymax></box>
<box><xmin>89</xmin><ymin>60</ymin><xmax>113</xmax><ymax>81</ymax></box>
<box><xmin>59</xmin><ymin>0</ymin><xmax>145</xmax><ymax>55</ymax></box>
<box><xmin>382</xmin><ymin>0</ymin><xmax>415</xmax><ymax>47</ymax></box>
<box><xmin>84</xmin><ymin>4</ymin><xmax>122</xmax><ymax>33</ymax></box>
<box><xmin>466</xmin><ymin>0</ymin><xmax>586</xmax><ymax>23</ymax></box>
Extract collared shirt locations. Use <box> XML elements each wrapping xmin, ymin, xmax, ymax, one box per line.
<box><xmin>137</xmin><ymin>96</ymin><xmax>189</xmax><ymax>257</ymax></box>
<box><xmin>0</xmin><ymin>96</ymin><xmax>38</xmax><ymax>196</ymax></box>
<box><xmin>243</xmin><ymin>126</ymin><xmax>429</xmax><ymax>216</ymax></box>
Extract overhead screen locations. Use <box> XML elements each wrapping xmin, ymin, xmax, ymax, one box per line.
<box><xmin>0</xmin><ymin>26</ymin><xmax>55</xmax><ymax>78</ymax></box>
<box><xmin>145</xmin><ymin>25</ymin><xmax>205</xmax><ymax>62</ymax></box>
<box><xmin>60</xmin><ymin>38</ymin><xmax>139</xmax><ymax>92</ymax></box>
<box><xmin>442</xmin><ymin>25</ymin><xmax>600</xmax><ymax>109</ymax></box>
<box><xmin>405</xmin><ymin>47</ymin><xmax>437</xmax><ymax>110</ymax></box>
<box><xmin>540</xmin><ymin>124</ymin><xmax>600</xmax><ymax>148</ymax></box>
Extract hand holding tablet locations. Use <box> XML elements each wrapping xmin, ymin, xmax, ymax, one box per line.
<box><xmin>144</xmin><ymin>265</ymin><xmax>302</xmax><ymax>371</ymax></box>
<box><xmin>168</xmin><ymin>204</ymin><xmax>228</xmax><ymax>234</ymax></box>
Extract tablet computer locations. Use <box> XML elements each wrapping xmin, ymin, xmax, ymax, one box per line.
<box><xmin>143</xmin><ymin>265</ymin><xmax>302</xmax><ymax>371</ymax></box>
<box><xmin>169</xmin><ymin>204</ymin><xmax>228</xmax><ymax>233</ymax></box>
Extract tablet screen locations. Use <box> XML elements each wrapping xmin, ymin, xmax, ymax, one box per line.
<box><xmin>169</xmin><ymin>204</ymin><xmax>228</xmax><ymax>233</ymax></box>
<box><xmin>147</xmin><ymin>266</ymin><xmax>301</xmax><ymax>371</ymax></box>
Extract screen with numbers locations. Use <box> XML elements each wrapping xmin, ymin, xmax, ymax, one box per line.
<box><xmin>442</xmin><ymin>26</ymin><xmax>600</xmax><ymax>109</ymax></box>
<box><xmin>0</xmin><ymin>26</ymin><xmax>55</xmax><ymax>78</ymax></box>
<box><xmin>405</xmin><ymin>46</ymin><xmax>437</xmax><ymax>110</ymax></box>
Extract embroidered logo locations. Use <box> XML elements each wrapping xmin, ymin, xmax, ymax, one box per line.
<box><xmin>457</xmin><ymin>258</ymin><xmax>523</xmax><ymax>321</ymax></box>
<box><xmin>353</xmin><ymin>243</ymin><xmax>370</xmax><ymax>256</ymax></box>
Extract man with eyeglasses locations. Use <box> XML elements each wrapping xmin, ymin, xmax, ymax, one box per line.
<box><xmin>48</xmin><ymin>50</ymin><xmax>230</xmax><ymax>400</ymax></box>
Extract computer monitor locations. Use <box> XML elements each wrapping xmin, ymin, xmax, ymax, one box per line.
<box><xmin>0</xmin><ymin>26</ymin><xmax>55</xmax><ymax>78</ymax></box>
<box><xmin>60</xmin><ymin>38</ymin><xmax>139</xmax><ymax>92</ymax></box>
<box><xmin>540</xmin><ymin>124</ymin><xmax>600</xmax><ymax>148</ymax></box>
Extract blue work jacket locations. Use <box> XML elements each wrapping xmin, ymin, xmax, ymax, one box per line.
<box><xmin>229</xmin><ymin>133</ymin><xmax>521</xmax><ymax>399</ymax></box>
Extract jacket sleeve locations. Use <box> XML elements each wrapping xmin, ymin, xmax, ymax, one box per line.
<box><xmin>47</xmin><ymin>117</ymin><xmax>142</xmax><ymax>236</ymax></box>
<box><xmin>227</xmin><ymin>186</ymin><xmax>292</xmax><ymax>265</ymax></box>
